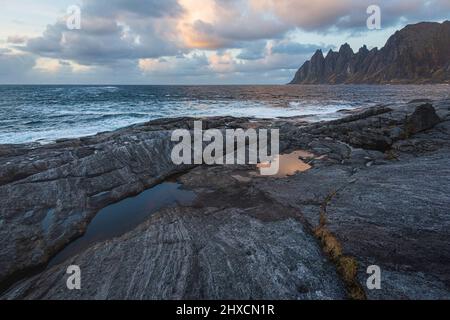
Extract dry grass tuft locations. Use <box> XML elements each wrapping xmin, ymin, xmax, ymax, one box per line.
<box><xmin>312</xmin><ymin>190</ymin><xmax>367</xmax><ymax>300</ymax></box>
<box><xmin>314</xmin><ymin>226</ymin><xmax>343</xmax><ymax>260</ymax></box>
<box><xmin>337</xmin><ymin>256</ymin><xmax>358</xmax><ymax>283</ymax></box>
<box><xmin>385</xmin><ymin>149</ymin><xmax>399</xmax><ymax>160</ymax></box>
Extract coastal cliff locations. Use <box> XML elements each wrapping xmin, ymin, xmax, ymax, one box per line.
<box><xmin>290</xmin><ymin>21</ymin><xmax>450</xmax><ymax>84</ymax></box>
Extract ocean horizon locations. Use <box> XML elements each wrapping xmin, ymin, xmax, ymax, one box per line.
<box><xmin>1</xmin><ymin>84</ymin><xmax>449</xmax><ymax>144</ymax></box>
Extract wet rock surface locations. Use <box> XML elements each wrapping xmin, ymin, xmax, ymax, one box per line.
<box><xmin>1</xmin><ymin>99</ymin><xmax>450</xmax><ymax>299</ymax></box>
<box><xmin>0</xmin><ymin>117</ymin><xmax>247</xmax><ymax>288</ymax></box>
<box><xmin>2</xmin><ymin>167</ymin><xmax>347</xmax><ymax>299</ymax></box>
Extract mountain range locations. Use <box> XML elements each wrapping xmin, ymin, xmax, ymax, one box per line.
<box><xmin>290</xmin><ymin>21</ymin><xmax>450</xmax><ymax>84</ymax></box>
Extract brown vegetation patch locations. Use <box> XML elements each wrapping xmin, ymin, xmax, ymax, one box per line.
<box><xmin>313</xmin><ymin>191</ymin><xmax>367</xmax><ymax>300</ymax></box>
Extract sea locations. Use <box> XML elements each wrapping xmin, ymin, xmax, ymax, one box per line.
<box><xmin>0</xmin><ymin>84</ymin><xmax>448</xmax><ymax>144</ymax></box>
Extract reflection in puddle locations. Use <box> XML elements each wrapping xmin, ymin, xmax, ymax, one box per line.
<box><xmin>49</xmin><ymin>182</ymin><xmax>196</xmax><ymax>267</ymax></box>
<box><xmin>257</xmin><ymin>150</ymin><xmax>315</xmax><ymax>178</ymax></box>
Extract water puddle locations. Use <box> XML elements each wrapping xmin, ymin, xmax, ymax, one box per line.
<box><xmin>49</xmin><ymin>181</ymin><xmax>196</xmax><ymax>267</ymax></box>
<box><xmin>257</xmin><ymin>150</ymin><xmax>315</xmax><ymax>178</ymax></box>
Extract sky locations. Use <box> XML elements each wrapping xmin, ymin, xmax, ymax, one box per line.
<box><xmin>0</xmin><ymin>0</ymin><xmax>448</xmax><ymax>84</ymax></box>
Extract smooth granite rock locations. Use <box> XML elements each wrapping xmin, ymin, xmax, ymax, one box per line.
<box><xmin>0</xmin><ymin>117</ymin><xmax>250</xmax><ymax>289</ymax></box>
<box><xmin>2</xmin><ymin>211</ymin><xmax>346</xmax><ymax>300</ymax></box>
<box><xmin>1</xmin><ymin>99</ymin><xmax>450</xmax><ymax>299</ymax></box>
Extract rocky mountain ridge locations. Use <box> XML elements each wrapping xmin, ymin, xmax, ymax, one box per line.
<box><xmin>290</xmin><ymin>21</ymin><xmax>450</xmax><ymax>84</ymax></box>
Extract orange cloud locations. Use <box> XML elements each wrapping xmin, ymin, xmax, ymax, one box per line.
<box><xmin>139</xmin><ymin>58</ymin><xmax>163</xmax><ymax>72</ymax></box>
<box><xmin>34</xmin><ymin>58</ymin><xmax>61</xmax><ymax>73</ymax></box>
<box><xmin>177</xmin><ymin>0</ymin><xmax>220</xmax><ymax>49</ymax></box>
<box><xmin>176</xmin><ymin>0</ymin><xmax>290</xmax><ymax>50</ymax></box>
<box><xmin>250</xmin><ymin>0</ymin><xmax>352</xmax><ymax>29</ymax></box>
<box><xmin>208</xmin><ymin>51</ymin><xmax>236</xmax><ymax>73</ymax></box>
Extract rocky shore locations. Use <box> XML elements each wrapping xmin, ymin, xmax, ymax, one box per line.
<box><xmin>1</xmin><ymin>98</ymin><xmax>449</xmax><ymax>299</ymax></box>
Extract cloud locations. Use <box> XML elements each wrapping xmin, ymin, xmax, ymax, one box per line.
<box><xmin>271</xmin><ymin>41</ymin><xmax>333</xmax><ymax>55</ymax></box>
<box><xmin>251</xmin><ymin>0</ymin><xmax>352</xmax><ymax>31</ymax></box>
<box><xmin>7</xmin><ymin>35</ymin><xmax>28</xmax><ymax>44</ymax></box>
<box><xmin>83</xmin><ymin>0</ymin><xmax>183</xmax><ymax>18</ymax></box>
<box><xmin>34</xmin><ymin>57</ymin><xmax>62</xmax><ymax>73</ymax></box>
<box><xmin>2</xmin><ymin>0</ymin><xmax>449</xmax><ymax>84</ymax></box>
<box><xmin>236</xmin><ymin>41</ymin><xmax>268</xmax><ymax>60</ymax></box>
<box><xmin>174</xmin><ymin>0</ymin><xmax>450</xmax><ymax>50</ymax></box>
<box><xmin>139</xmin><ymin>53</ymin><xmax>210</xmax><ymax>76</ymax></box>
<box><xmin>179</xmin><ymin>0</ymin><xmax>288</xmax><ymax>49</ymax></box>
<box><xmin>0</xmin><ymin>49</ymin><xmax>35</xmax><ymax>82</ymax></box>
<box><xmin>251</xmin><ymin>0</ymin><xmax>450</xmax><ymax>32</ymax></box>
<box><xmin>24</xmin><ymin>0</ymin><xmax>185</xmax><ymax>65</ymax></box>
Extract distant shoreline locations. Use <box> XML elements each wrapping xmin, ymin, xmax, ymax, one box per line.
<box><xmin>1</xmin><ymin>85</ymin><xmax>449</xmax><ymax>145</ymax></box>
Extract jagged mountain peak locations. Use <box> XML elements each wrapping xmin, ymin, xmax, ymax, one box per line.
<box><xmin>358</xmin><ymin>45</ymin><xmax>369</xmax><ymax>54</ymax></box>
<box><xmin>338</xmin><ymin>43</ymin><xmax>353</xmax><ymax>54</ymax></box>
<box><xmin>289</xmin><ymin>21</ymin><xmax>450</xmax><ymax>84</ymax></box>
<box><xmin>312</xmin><ymin>49</ymin><xmax>324</xmax><ymax>59</ymax></box>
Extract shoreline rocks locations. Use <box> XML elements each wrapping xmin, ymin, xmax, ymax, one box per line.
<box><xmin>1</xmin><ymin>99</ymin><xmax>450</xmax><ymax>299</ymax></box>
<box><xmin>0</xmin><ymin>116</ymin><xmax>250</xmax><ymax>290</ymax></box>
